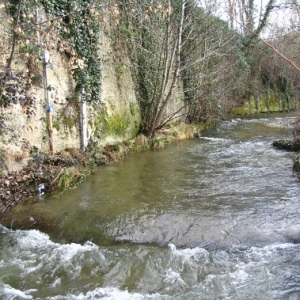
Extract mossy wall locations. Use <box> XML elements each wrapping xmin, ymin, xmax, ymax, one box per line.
<box><xmin>87</xmin><ymin>22</ymin><xmax>142</xmax><ymax>147</ymax></box>
<box><xmin>232</xmin><ymin>94</ymin><xmax>295</xmax><ymax>115</ymax></box>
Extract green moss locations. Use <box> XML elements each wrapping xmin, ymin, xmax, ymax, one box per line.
<box><xmin>259</xmin><ymin>97</ymin><xmax>269</xmax><ymax>112</ymax></box>
<box><xmin>232</xmin><ymin>94</ymin><xmax>285</xmax><ymax>115</ymax></box>
<box><xmin>130</xmin><ymin>143</ymin><xmax>150</xmax><ymax>152</ymax></box>
<box><xmin>62</xmin><ymin>116</ymin><xmax>76</xmax><ymax>130</ymax></box>
<box><xmin>232</xmin><ymin>104</ymin><xmax>253</xmax><ymax>115</ymax></box>
<box><xmin>53</xmin><ymin>122</ymin><xmax>61</xmax><ymax>131</ymax></box>
<box><xmin>129</xmin><ymin>102</ymin><xmax>140</xmax><ymax>116</ymax></box>
<box><xmin>102</xmin><ymin>111</ymin><xmax>129</xmax><ymax>136</ymax></box>
<box><xmin>92</xmin><ymin>106</ymin><xmax>140</xmax><ymax>139</ymax></box>
<box><xmin>115</xmin><ymin>63</ymin><xmax>126</xmax><ymax>74</ymax></box>
<box><xmin>90</xmin><ymin>99</ymin><xmax>141</xmax><ymax>141</ymax></box>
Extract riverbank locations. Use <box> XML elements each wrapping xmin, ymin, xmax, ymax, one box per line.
<box><xmin>2</xmin><ymin>112</ymin><xmax>299</xmax><ymax>218</ymax></box>
<box><xmin>0</xmin><ymin>123</ymin><xmax>205</xmax><ymax>217</ymax></box>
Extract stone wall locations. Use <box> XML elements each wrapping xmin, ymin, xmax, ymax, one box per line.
<box><xmin>0</xmin><ymin>3</ymin><xmax>81</xmax><ymax>170</ymax></box>
<box><xmin>0</xmin><ymin>3</ymin><xmax>184</xmax><ymax>172</ymax></box>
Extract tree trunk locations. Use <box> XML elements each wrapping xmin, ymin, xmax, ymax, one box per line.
<box><xmin>147</xmin><ymin>0</ymin><xmax>186</xmax><ymax>138</ymax></box>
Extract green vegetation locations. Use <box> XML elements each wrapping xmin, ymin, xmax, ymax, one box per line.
<box><xmin>103</xmin><ymin>111</ymin><xmax>130</xmax><ymax>137</ymax></box>
<box><xmin>41</xmin><ymin>0</ymin><xmax>102</xmax><ymax>102</ymax></box>
<box><xmin>92</xmin><ymin>105</ymin><xmax>140</xmax><ymax>140</ymax></box>
<box><xmin>232</xmin><ymin>94</ymin><xmax>294</xmax><ymax>115</ymax></box>
<box><xmin>6</xmin><ymin>0</ymin><xmax>102</xmax><ymax>103</ymax></box>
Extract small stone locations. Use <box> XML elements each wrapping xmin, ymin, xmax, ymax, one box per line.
<box><xmin>22</xmin><ymin>175</ymin><xmax>29</xmax><ymax>181</ymax></box>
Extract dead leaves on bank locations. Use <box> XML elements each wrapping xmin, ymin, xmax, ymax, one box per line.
<box><xmin>0</xmin><ymin>148</ymin><xmax>87</xmax><ymax>215</ymax></box>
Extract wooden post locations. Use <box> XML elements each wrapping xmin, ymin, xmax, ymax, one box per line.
<box><xmin>43</xmin><ymin>50</ymin><xmax>54</xmax><ymax>154</ymax></box>
<box><xmin>81</xmin><ymin>88</ymin><xmax>88</xmax><ymax>152</ymax></box>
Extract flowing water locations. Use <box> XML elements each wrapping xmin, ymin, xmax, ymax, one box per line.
<box><xmin>1</xmin><ymin>115</ymin><xmax>300</xmax><ymax>299</ymax></box>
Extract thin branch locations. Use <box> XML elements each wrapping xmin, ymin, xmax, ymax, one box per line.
<box><xmin>156</xmin><ymin>106</ymin><xmax>187</xmax><ymax>131</ymax></box>
<box><xmin>229</xmin><ymin>10</ymin><xmax>300</xmax><ymax>73</ymax></box>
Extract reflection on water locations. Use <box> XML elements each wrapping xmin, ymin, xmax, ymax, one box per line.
<box><xmin>1</xmin><ymin>116</ymin><xmax>300</xmax><ymax>299</ymax></box>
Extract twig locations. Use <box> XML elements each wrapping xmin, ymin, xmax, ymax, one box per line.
<box><xmin>229</xmin><ymin>9</ymin><xmax>300</xmax><ymax>73</ymax></box>
<box><xmin>50</xmin><ymin>168</ymin><xmax>64</xmax><ymax>185</ymax></box>
<box><xmin>2</xmin><ymin>204</ymin><xmax>11</xmax><ymax>214</ymax></box>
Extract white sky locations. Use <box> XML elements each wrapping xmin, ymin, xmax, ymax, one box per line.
<box><xmin>197</xmin><ymin>0</ymin><xmax>299</xmax><ymax>36</ymax></box>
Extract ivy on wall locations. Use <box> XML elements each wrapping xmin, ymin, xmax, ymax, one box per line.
<box><xmin>41</xmin><ymin>0</ymin><xmax>102</xmax><ymax>102</ymax></box>
<box><xmin>6</xmin><ymin>0</ymin><xmax>103</xmax><ymax>103</ymax></box>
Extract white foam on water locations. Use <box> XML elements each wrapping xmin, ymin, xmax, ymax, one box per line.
<box><xmin>168</xmin><ymin>243</ymin><xmax>208</xmax><ymax>260</ymax></box>
<box><xmin>264</xmin><ymin>117</ymin><xmax>294</xmax><ymax>128</ymax></box>
<box><xmin>0</xmin><ymin>284</ymin><xmax>167</xmax><ymax>300</ymax></box>
<box><xmin>50</xmin><ymin>278</ymin><xmax>61</xmax><ymax>288</ymax></box>
<box><xmin>16</xmin><ymin>230</ymin><xmax>103</xmax><ymax>260</ymax></box>
<box><xmin>228</xmin><ymin>268</ymin><xmax>249</xmax><ymax>285</ymax></box>
<box><xmin>16</xmin><ymin>229</ymin><xmax>100</xmax><ymax>255</ymax></box>
<box><xmin>0</xmin><ymin>283</ymin><xmax>37</xmax><ymax>300</ymax></box>
<box><xmin>168</xmin><ymin>243</ymin><xmax>209</xmax><ymax>263</ymax></box>
<box><xmin>163</xmin><ymin>268</ymin><xmax>185</xmax><ymax>286</ymax></box>
<box><xmin>1</xmin><ymin>229</ymin><xmax>300</xmax><ymax>299</ymax></box>
<box><xmin>245</xmin><ymin>242</ymin><xmax>298</xmax><ymax>260</ymax></box>
<box><xmin>199</xmin><ymin>137</ymin><xmax>231</xmax><ymax>143</ymax></box>
<box><xmin>43</xmin><ymin>287</ymin><xmax>166</xmax><ymax>300</ymax></box>
<box><xmin>16</xmin><ymin>229</ymin><xmax>55</xmax><ymax>248</ymax></box>
<box><xmin>1</xmin><ymin>228</ymin><xmax>109</xmax><ymax>297</ymax></box>
<box><xmin>5</xmin><ymin>230</ymin><xmax>106</xmax><ymax>280</ymax></box>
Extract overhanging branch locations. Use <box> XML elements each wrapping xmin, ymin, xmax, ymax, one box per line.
<box><xmin>229</xmin><ymin>9</ymin><xmax>300</xmax><ymax>73</ymax></box>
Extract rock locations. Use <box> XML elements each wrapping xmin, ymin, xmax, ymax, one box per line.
<box><xmin>32</xmin><ymin>154</ymin><xmax>45</xmax><ymax>163</ymax></box>
<box><xmin>293</xmin><ymin>153</ymin><xmax>300</xmax><ymax>173</ymax></box>
<box><xmin>272</xmin><ymin>139</ymin><xmax>300</xmax><ymax>152</ymax></box>
<box><xmin>37</xmin><ymin>183</ymin><xmax>45</xmax><ymax>195</ymax></box>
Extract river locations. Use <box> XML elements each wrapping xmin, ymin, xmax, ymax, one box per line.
<box><xmin>1</xmin><ymin>115</ymin><xmax>300</xmax><ymax>299</ymax></box>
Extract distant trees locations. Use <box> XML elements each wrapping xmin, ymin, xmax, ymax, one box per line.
<box><xmin>227</xmin><ymin>0</ymin><xmax>276</xmax><ymax>36</ymax></box>
<box><xmin>263</xmin><ymin>0</ymin><xmax>300</xmax><ymax>106</ymax></box>
<box><xmin>182</xmin><ymin>5</ymin><xmax>236</xmax><ymax>122</ymax></box>
<box><xmin>224</xmin><ymin>0</ymin><xmax>300</xmax><ymax>110</ymax></box>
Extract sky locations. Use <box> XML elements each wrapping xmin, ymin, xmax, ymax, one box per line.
<box><xmin>197</xmin><ymin>0</ymin><xmax>299</xmax><ymax>36</ymax></box>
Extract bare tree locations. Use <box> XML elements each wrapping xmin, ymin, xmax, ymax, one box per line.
<box><xmin>120</xmin><ymin>0</ymin><xmax>235</xmax><ymax>136</ymax></box>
